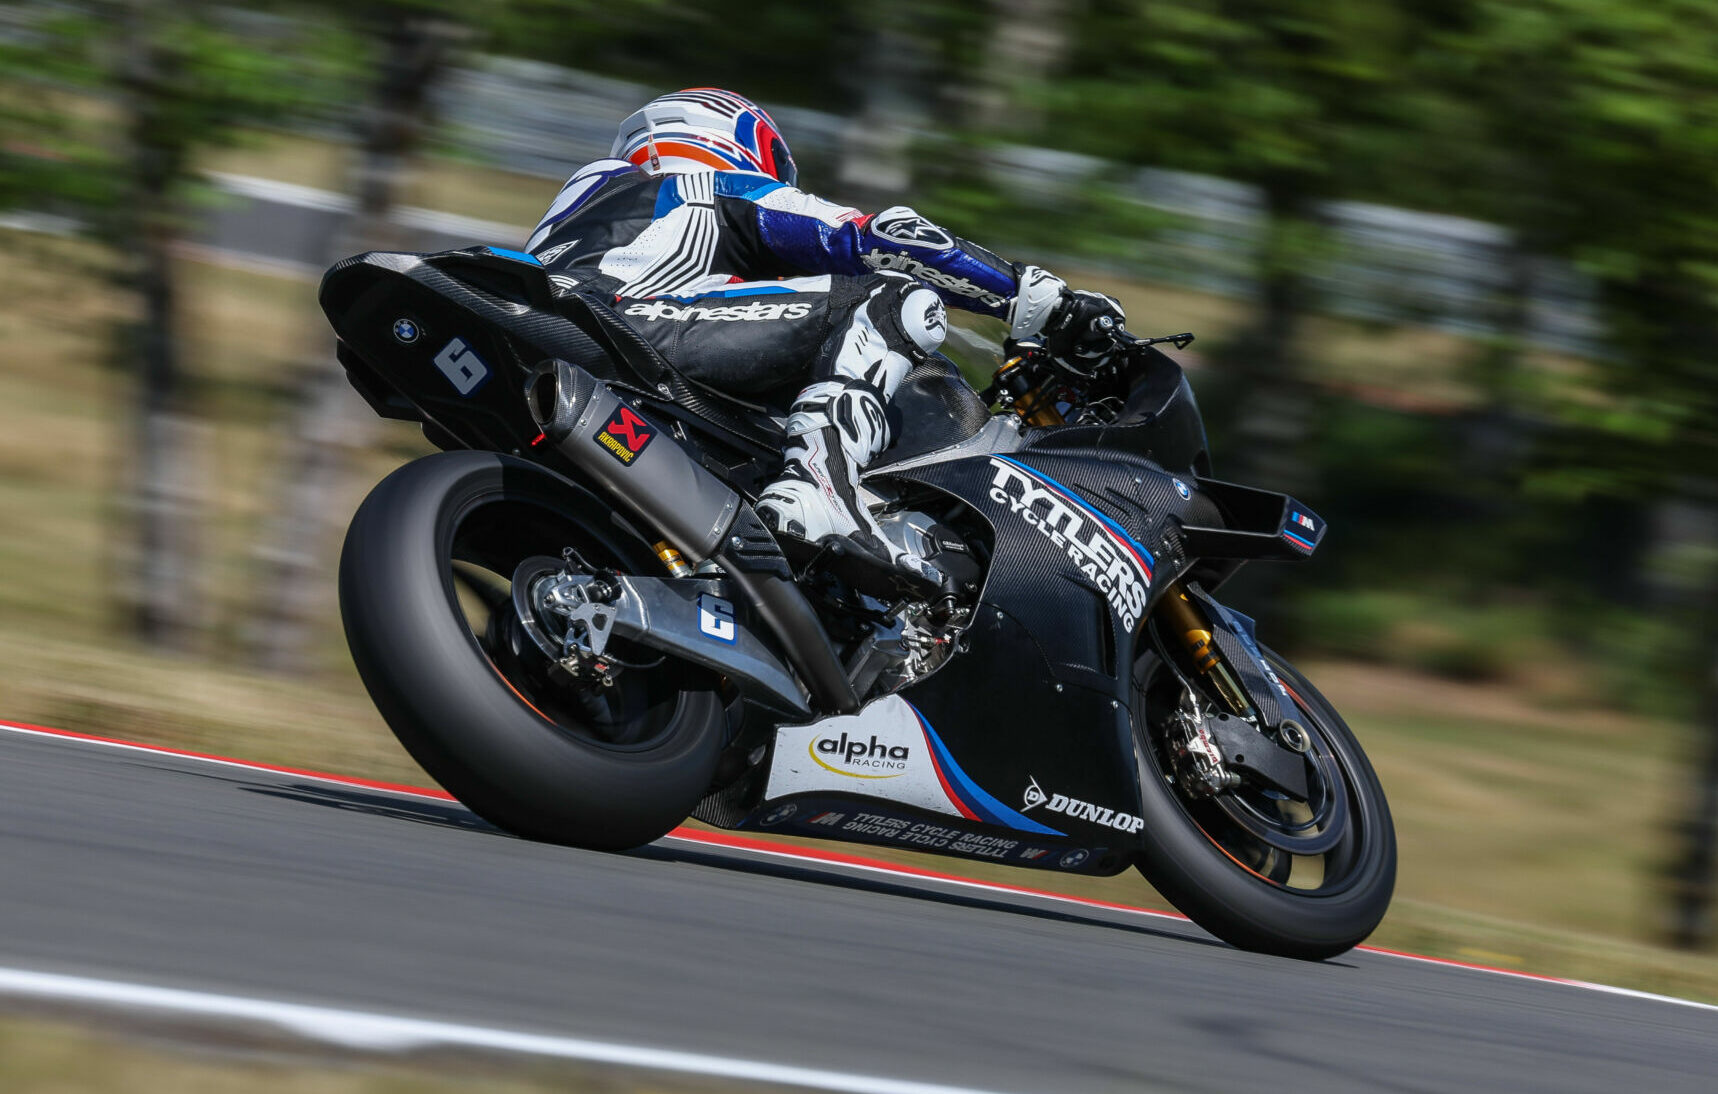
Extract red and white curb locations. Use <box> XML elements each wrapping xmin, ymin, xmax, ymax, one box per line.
<box><xmin>2</xmin><ymin>718</ymin><xmax>1715</xmax><ymax>1030</ymax></box>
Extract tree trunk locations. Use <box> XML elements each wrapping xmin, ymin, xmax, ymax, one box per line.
<box><xmin>1212</xmin><ymin>183</ymin><xmax>1319</xmax><ymax>620</ymax></box>
<box><xmin>1224</xmin><ymin>183</ymin><xmax>1318</xmax><ymax>493</ymax></box>
<box><xmin>1664</xmin><ymin>498</ymin><xmax>1718</xmax><ymax>950</ymax></box>
<box><xmin>251</xmin><ymin>17</ymin><xmax>458</xmax><ymax>673</ymax></box>
<box><xmin>837</xmin><ymin>1</ymin><xmax>931</xmax><ymax>208</ymax></box>
<box><xmin>1666</xmin><ymin>607</ymin><xmax>1718</xmax><ymax>948</ymax></box>
<box><xmin>966</xmin><ymin>0</ymin><xmax>1071</xmax><ymax>135</ymax></box>
<box><xmin>121</xmin><ymin>1</ymin><xmax>201</xmax><ymax>651</ymax></box>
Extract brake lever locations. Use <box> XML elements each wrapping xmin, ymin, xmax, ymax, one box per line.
<box><xmin>1128</xmin><ymin>331</ymin><xmax>1196</xmax><ymax>351</ymax></box>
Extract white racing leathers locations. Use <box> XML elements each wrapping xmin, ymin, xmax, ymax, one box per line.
<box><xmin>525</xmin><ymin>162</ymin><xmax>1067</xmax><ymax>577</ymax></box>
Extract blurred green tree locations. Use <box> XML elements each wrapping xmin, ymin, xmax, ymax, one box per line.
<box><xmin>1438</xmin><ymin>0</ymin><xmax>1718</xmax><ymax>950</ymax></box>
<box><xmin>1041</xmin><ymin>0</ymin><xmax>1429</xmax><ymax>627</ymax></box>
<box><xmin>2</xmin><ymin>1</ymin><xmax>314</xmax><ymax>650</ymax></box>
<box><xmin>253</xmin><ymin>0</ymin><xmax>467</xmax><ymax>673</ymax></box>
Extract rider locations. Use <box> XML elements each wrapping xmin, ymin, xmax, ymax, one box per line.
<box><xmin>526</xmin><ymin>88</ymin><xmax>1127</xmax><ymax>587</ymax></box>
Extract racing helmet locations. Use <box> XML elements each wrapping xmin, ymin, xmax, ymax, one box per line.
<box><xmin>611</xmin><ymin>88</ymin><xmax>797</xmax><ymax>187</ymax></box>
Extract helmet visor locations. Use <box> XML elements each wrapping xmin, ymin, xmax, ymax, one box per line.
<box><xmin>766</xmin><ymin>135</ymin><xmax>797</xmax><ymax>188</ymax></box>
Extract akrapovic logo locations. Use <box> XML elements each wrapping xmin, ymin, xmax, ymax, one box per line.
<box><xmin>861</xmin><ymin>250</ymin><xmax>1007</xmax><ymax>308</ymax></box>
<box><xmin>624</xmin><ymin>300</ymin><xmax>812</xmax><ymax>323</ymax></box>
<box><xmin>988</xmin><ymin>458</ymin><xmax>1151</xmax><ymax>630</ymax></box>
<box><xmin>1022</xmin><ymin>776</ymin><xmax>1144</xmax><ymax>834</ymax></box>
<box><xmin>810</xmin><ymin>732</ymin><xmax>911</xmax><ymax>778</ymax></box>
<box><xmin>593</xmin><ymin>405</ymin><xmax>654</xmax><ymax>465</ymax></box>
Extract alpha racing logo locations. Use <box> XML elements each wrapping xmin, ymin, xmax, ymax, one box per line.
<box><xmin>810</xmin><ymin>732</ymin><xmax>911</xmax><ymax>779</ymax></box>
<box><xmin>861</xmin><ymin>251</ymin><xmax>1007</xmax><ymax>309</ymax></box>
<box><xmin>1022</xmin><ymin>776</ymin><xmax>1145</xmax><ymax>834</ymax></box>
<box><xmin>624</xmin><ymin>300</ymin><xmax>813</xmax><ymax>323</ymax></box>
<box><xmin>988</xmin><ymin>458</ymin><xmax>1151</xmax><ymax>630</ymax></box>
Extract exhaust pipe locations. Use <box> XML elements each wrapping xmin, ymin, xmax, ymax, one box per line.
<box><xmin>527</xmin><ymin>360</ymin><xmax>858</xmax><ymax>714</ymax></box>
<box><xmin>528</xmin><ymin>360</ymin><xmax>740</xmax><ymax>561</ymax></box>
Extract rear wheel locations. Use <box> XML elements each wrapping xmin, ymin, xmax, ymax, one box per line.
<box><xmin>340</xmin><ymin>451</ymin><xmax>726</xmax><ymax>851</ymax></box>
<box><xmin>1131</xmin><ymin>647</ymin><xmax>1395</xmax><ymax>958</ymax></box>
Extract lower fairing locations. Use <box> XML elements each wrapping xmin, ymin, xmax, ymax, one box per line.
<box><xmin>702</xmin><ymin>695</ymin><xmax>1139</xmax><ymax>878</ymax></box>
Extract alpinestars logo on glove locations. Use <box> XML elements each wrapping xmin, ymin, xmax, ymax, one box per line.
<box><xmin>594</xmin><ymin>405</ymin><xmax>654</xmax><ymax>465</ymax></box>
<box><xmin>988</xmin><ymin>458</ymin><xmax>1151</xmax><ymax>630</ymax></box>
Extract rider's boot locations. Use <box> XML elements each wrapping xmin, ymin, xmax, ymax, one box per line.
<box><xmin>758</xmin><ymin>275</ymin><xmax>949</xmax><ymax>595</ymax></box>
<box><xmin>758</xmin><ymin>379</ymin><xmax>945</xmax><ymax>594</ymax></box>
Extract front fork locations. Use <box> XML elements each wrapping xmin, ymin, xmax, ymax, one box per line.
<box><xmin>1155</xmin><ymin>580</ymin><xmax>1253</xmax><ymax>718</ymax></box>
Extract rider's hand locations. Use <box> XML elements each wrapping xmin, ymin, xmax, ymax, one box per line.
<box><xmin>1042</xmin><ymin>289</ymin><xmax>1127</xmax><ymax>371</ymax></box>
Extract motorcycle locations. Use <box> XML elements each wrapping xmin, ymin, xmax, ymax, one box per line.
<box><xmin>321</xmin><ymin>244</ymin><xmax>1395</xmax><ymax>959</ymax></box>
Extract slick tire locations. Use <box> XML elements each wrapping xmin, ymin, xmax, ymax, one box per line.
<box><xmin>339</xmin><ymin>451</ymin><xmax>725</xmax><ymax>852</ymax></box>
<box><xmin>1133</xmin><ymin>648</ymin><xmax>1396</xmax><ymax>960</ymax></box>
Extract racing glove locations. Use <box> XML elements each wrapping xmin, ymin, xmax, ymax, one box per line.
<box><xmin>1042</xmin><ymin>288</ymin><xmax>1127</xmax><ymax>371</ymax></box>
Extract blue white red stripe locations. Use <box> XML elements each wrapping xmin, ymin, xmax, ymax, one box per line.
<box><xmin>991</xmin><ymin>455</ymin><xmax>1156</xmax><ymax>583</ymax></box>
<box><xmin>912</xmin><ymin>704</ymin><xmax>1064</xmax><ymax>837</ymax></box>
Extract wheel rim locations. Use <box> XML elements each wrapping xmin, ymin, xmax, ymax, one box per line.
<box><xmin>442</xmin><ymin>490</ymin><xmax>694</xmax><ymax>752</ymax></box>
<box><xmin>1209</xmin><ymin>711</ymin><xmax>1349</xmax><ymax>857</ymax></box>
<box><xmin>1138</xmin><ymin>654</ymin><xmax>1375</xmax><ymax>896</ymax></box>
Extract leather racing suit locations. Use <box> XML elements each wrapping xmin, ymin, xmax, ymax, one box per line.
<box><xmin>525</xmin><ymin>158</ymin><xmax>1068</xmax><ymax>585</ymax></box>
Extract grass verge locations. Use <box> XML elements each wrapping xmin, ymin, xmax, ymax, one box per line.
<box><xmin>0</xmin><ymin>1012</ymin><xmax>752</xmax><ymax>1094</ymax></box>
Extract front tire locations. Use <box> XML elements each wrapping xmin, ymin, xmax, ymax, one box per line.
<box><xmin>339</xmin><ymin>451</ymin><xmax>725</xmax><ymax>851</ymax></box>
<box><xmin>1132</xmin><ymin>647</ymin><xmax>1396</xmax><ymax>959</ymax></box>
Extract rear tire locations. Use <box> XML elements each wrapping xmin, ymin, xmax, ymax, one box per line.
<box><xmin>1132</xmin><ymin>648</ymin><xmax>1395</xmax><ymax>959</ymax></box>
<box><xmin>339</xmin><ymin>451</ymin><xmax>725</xmax><ymax>851</ymax></box>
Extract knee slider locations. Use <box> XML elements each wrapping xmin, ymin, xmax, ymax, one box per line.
<box><xmin>860</xmin><ymin>276</ymin><xmax>946</xmax><ymax>360</ymax></box>
<box><xmin>898</xmin><ymin>287</ymin><xmax>947</xmax><ymax>356</ymax></box>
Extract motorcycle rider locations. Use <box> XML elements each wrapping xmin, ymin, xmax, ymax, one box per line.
<box><xmin>526</xmin><ymin>88</ymin><xmax>1127</xmax><ymax>588</ymax></box>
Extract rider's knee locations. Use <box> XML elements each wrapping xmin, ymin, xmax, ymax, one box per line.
<box><xmin>857</xmin><ymin>272</ymin><xmax>947</xmax><ymax>359</ymax></box>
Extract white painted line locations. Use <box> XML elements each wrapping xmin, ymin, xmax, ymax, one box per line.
<box><xmin>0</xmin><ymin>966</ymin><xmax>1013</xmax><ymax>1094</ymax></box>
<box><xmin>0</xmin><ymin>211</ymin><xmax>81</xmax><ymax>236</ymax></box>
<box><xmin>171</xmin><ymin>243</ymin><xmax>324</xmax><ymax>282</ymax></box>
<box><xmin>206</xmin><ymin>171</ymin><xmax>355</xmax><ymax>214</ymax></box>
<box><xmin>205</xmin><ymin>172</ymin><xmax>528</xmax><ymax>244</ymax></box>
<box><xmin>391</xmin><ymin>203</ymin><xmax>529</xmax><ymax>244</ymax></box>
<box><xmin>5</xmin><ymin>719</ymin><xmax>1718</xmax><ymax>1017</ymax></box>
<box><xmin>1561</xmin><ymin>978</ymin><xmax>1718</xmax><ymax>1014</ymax></box>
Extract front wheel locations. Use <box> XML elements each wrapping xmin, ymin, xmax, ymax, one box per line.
<box><xmin>339</xmin><ymin>451</ymin><xmax>727</xmax><ymax>851</ymax></box>
<box><xmin>1132</xmin><ymin>646</ymin><xmax>1396</xmax><ymax>959</ymax></box>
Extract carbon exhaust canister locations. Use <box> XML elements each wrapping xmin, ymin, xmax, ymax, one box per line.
<box><xmin>528</xmin><ymin>359</ymin><xmax>740</xmax><ymax>561</ymax></box>
<box><xmin>526</xmin><ymin>359</ymin><xmax>858</xmax><ymax>714</ymax></box>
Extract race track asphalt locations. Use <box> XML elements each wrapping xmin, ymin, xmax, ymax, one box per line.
<box><xmin>0</xmin><ymin>727</ymin><xmax>1712</xmax><ymax>1093</ymax></box>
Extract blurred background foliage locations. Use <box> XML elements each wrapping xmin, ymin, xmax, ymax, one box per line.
<box><xmin>7</xmin><ymin>0</ymin><xmax>1718</xmax><ymax>981</ymax></box>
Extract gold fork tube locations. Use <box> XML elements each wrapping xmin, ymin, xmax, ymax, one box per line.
<box><xmin>1157</xmin><ymin>581</ymin><xmax>1250</xmax><ymax>715</ymax></box>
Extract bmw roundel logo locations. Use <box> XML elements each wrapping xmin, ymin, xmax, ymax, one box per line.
<box><xmin>1058</xmin><ymin>848</ymin><xmax>1090</xmax><ymax>870</ymax></box>
<box><xmin>1172</xmin><ymin>478</ymin><xmax>1191</xmax><ymax>500</ymax></box>
<box><xmin>392</xmin><ymin>317</ymin><xmax>420</xmax><ymax>344</ymax></box>
<box><xmin>760</xmin><ymin>802</ymin><xmax>798</xmax><ymax>827</ymax></box>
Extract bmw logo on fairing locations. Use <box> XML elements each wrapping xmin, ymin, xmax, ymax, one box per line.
<box><xmin>1173</xmin><ymin>478</ymin><xmax>1191</xmax><ymax>500</ymax></box>
<box><xmin>392</xmin><ymin>318</ymin><xmax>420</xmax><ymax>344</ymax></box>
<box><xmin>1058</xmin><ymin>848</ymin><xmax>1090</xmax><ymax>869</ymax></box>
<box><xmin>760</xmin><ymin>802</ymin><xmax>798</xmax><ymax>827</ymax></box>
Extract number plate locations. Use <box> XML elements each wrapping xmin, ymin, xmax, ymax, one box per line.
<box><xmin>432</xmin><ymin>337</ymin><xmax>491</xmax><ymax>396</ymax></box>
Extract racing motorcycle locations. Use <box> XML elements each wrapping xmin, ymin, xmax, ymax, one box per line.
<box><xmin>322</xmin><ymin>245</ymin><xmax>1395</xmax><ymax>959</ymax></box>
